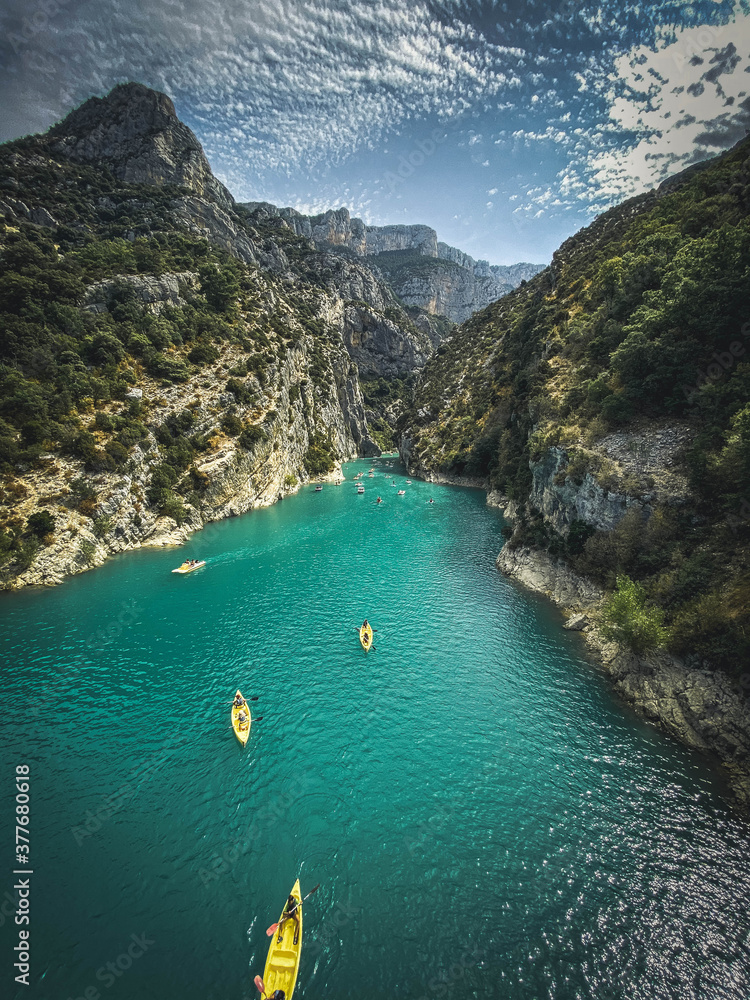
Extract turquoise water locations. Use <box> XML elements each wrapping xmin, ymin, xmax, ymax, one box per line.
<box><xmin>2</xmin><ymin>456</ymin><xmax>749</xmax><ymax>1000</ymax></box>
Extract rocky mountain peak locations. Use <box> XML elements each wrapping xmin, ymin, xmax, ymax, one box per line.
<box><xmin>45</xmin><ymin>83</ymin><xmax>234</xmax><ymax>209</ymax></box>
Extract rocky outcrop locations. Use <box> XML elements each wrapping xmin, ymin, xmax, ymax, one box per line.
<box><xmin>341</xmin><ymin>304</ymin><xmax>432</xmax><ymax>378</ymax></box>
<box><xmin>496</xmin><ymin>544</ymin><xmax>604</xmax><ymax>608</ymax></box>
<box><xmin>46</xmin><ymin>83</ymin><xmax>234</xmax><ymax>210</ymax></box>
<box><xmin>1</xmin><ymin>308</ymin><xmax>376</xmax><ymax>590</ymax></box>
<box><xmin>379</xmin><ymin>259</ymin><xmax>508</xmax><ymax>325</ymax></box>
<box><xmin>241</xmin><ymin>203</ymin><xmax>546</xmax><ymax>324</ymax></box>
<box><xmin>530</xmin><ymin>423</ymin><xmax>695</xmax><ymax>535</ymax></box>
<box><xmin>366</xmin><ymin>224</ymin><xmax>438</xmax><ymax>256</ymax></box>
<box><xmin>496</xmin><ymin>543</ymin><xmax>750</xmax><ymax>809</ymax></box>
<box><xmin>84</xmin><ymin>272</ymin><xmax>199</xmax><ymax>315</ymax></box>
<box><xmin>437</xmin><ymin>245</ymin><xmax>545</xmax><ymax>288</ymax></box>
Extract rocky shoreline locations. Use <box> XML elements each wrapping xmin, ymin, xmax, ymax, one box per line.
<box><xmin>494</xmin><ymin>539</ymin><xmax>750</xmax><ymax>812</ymax></box>
<box><xmin>396</xmin><ymin>462</ymin><xmax>750</xmax><ymax>811</ymax></box>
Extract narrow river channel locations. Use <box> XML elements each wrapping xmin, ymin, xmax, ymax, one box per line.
<box><xmin>2</xmin><ymin>456</ymin><xmax>748</xmax><ymax>1000</ymax></box>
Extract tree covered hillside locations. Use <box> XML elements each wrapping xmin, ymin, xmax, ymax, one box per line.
<box><xmin>402</xmin><ymin>136</ymin><xmax>750</xmax><ymax>675</ymax></box>
<box><xmin>0</xmin><ymin>137</ymin><xmax>367</xmax><ymax>574</ymax></box>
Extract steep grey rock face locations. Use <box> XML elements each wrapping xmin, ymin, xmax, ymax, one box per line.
<box><xmin>530</xmin><ymin>425</ymin><xmax>695</xmax><ymax>535</ymax></box>
<box><xmin>172</xmin><ymin>196</ymin><xmax>259</xmax><ymax>265</ymax></box>
<box><xmin>365</xmin><ymin>224</ymin><xmax>438</xmax><ymax>256</ymax></box>
<box><xmin>312</xmin><ymin>252</ymin><xmax>392</xmax><ymax>312</ymax></box>
<box><xmin>531</xmin><ymin>447</ymin><xmax>633</xmax><ymax>533</ymax></box>
<box><xmin>341</xmin><ymin>304</ymin><xmax>432</xmax><ymax>378</ymax></box>
<box><xmin>436</xmin><ymin>242</ymin><xmax>544</xmax><ymax>288</ymax></box>
<box><xmin>46</xmin><ymin>83</ymin><xmax>234</xmax><ymax>210</ymax></box>
<box><xmin>1</xmin><ymin>309</ymin><xmax>377</xmax><ymax>591</ymax></box>
<box><xmin>240</xmin><ymin>201</ymin><xmax>545</xmax><ymax>323</ymax></box>
<box><xmin>496</xmin><ymin>544</ymin><xmax>604</xmax><ymax>608</ymax></box>
<box><xmin>390</xmin><ymin>265</ymin><xmax>511</xmax><ymax>325</ymax></box>
<box><xmin>83</xmin><ymin>272</ymin><xmax>199</xmax><ymax>315</ymax></box>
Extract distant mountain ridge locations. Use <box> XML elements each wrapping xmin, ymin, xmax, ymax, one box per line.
<box><xmin>241</xmin><ymin>203</ymin><xmax>545</xmax><ymax>323</ymax></box>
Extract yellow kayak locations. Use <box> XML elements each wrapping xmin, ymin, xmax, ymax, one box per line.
<box><xmin>263</xmin><ymin>879</ymin><xmax>302</xmax><ymax>999</ymax></box>
<box><xmin>231</xmin><ymin>690</ymin><xmax>251</xmax><ymax>746</ymax></box>
<box><xmin>172</xmin><ymin>560</ymin><xmax>205</xmax><ymax>574</ymax></box>
<box><xmin>359</xmin><ymin>622</ymin><xmax>373</xmax><ymax>651</ymax></box>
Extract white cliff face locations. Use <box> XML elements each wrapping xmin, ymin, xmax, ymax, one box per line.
<box><xmin>0</xmin><ymin>264</ymin><xmax>377</xmax><ymax>591</ymax></box>
<box><xmin>365</xmin><ymin>224</ymin><xmax>438</xmax><ymax>256</ymax></box>
<box><xmin>239</xmin><ymin>203</ymin><xmax>545</xmax><ymax>323</ymax></box>
<box><xmin>385</xmin><ymin>264</ymin><xmax>512</xmax><ymax>325</ymax></box>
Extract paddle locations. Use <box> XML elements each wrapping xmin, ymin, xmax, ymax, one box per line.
<box><xmin>265</xmin><ymin>884</ymin><xmax>321</xmax><ymax>936</ymax></box>
<box><xmin>254</xmin><ymin>975</ymin><xmax>266</xmax><ymax>997</ymax></box>
<box><xmin>227</xmin><ymin>696</ymin><xmax>260</xmax><ymax>703</ymax></box>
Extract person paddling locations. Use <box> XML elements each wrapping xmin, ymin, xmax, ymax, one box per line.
<box><xmin>277</xmin><ymin>894</ymin><xmax>301</xmax><ymax>944</ymax></box>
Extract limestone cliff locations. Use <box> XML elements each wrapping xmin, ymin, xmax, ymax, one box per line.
<box><xmin>0</xmin><ymin>269</ymin><xmax>375</xmax><ymax>591</ymax></box>
<box><xmin>240</xmin><ymin>203</ymin><xmax>546</xmax><ymax>324</ymax></box>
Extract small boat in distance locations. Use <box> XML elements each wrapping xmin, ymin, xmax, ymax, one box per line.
<box><xmin>406</xmin><ymin>480</ymin><xmax>412</xmax><ymax>484</ymax></box>
<box><xmin>172</xmin><ymin>560</ymin><xmax>205</xmax><ymax>574</ymax></box>
<box><xmin>398</xmin><ymin>490</ymin><xmax>405</xmax><ymax>495</ymax></box>
<box><xmin>359</xmin><ymin>621</ymin><xmax>374</xmax><ymax>651</ymax></box>
<box><xmin>314</xmin><ymin>486</ymin><xmax>323</xmax><ymax>491</ymax></box>
<box><xmin>357</xmin><ymin>486</ymin><xmax>365</xmax><ymax>494</ymax></box>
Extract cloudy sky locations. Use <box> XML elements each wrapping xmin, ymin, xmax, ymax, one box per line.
<box><xmin>1</xmin><ymin>1</ymin><xmax>750</xmax><ymax>264</ymax></box>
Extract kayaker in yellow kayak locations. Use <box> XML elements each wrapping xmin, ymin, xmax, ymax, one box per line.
<box><xmin>233</xmin><ymin>692</ymin><xmax>246</xmax><ymax>709</ymax></box>
<box><xmin>277</xmin><ymin>894</ymin><xmax>301</xmax><ymax>944</ymax></box>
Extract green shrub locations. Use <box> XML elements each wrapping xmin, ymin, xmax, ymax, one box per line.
<box><xmin>226</xmin><ymin>378</ymin><xmax>251</xmax><ymax>403</ymax></box>
<box><xmin>105</xmin><ymin>440</ymin><xmax>129</xmax><ymax>465</ymax></box>
<box><xmin>146</xmin><ymin>353</ymin><xmax>190</xmax><ymax>382</ymax></box>
<box><xmin>188</xmin><ymin>342</ymin><xmax>220</xmax><ymax>365</ymax></box>
<box><xmin>221</xmin><ymin>414</ymin><xmax>243</xmax><ymax>436</ymax></box>
<box><xmin>15</xmin><ymin>537</ymin><xmax>39</xmax><ymax>570</ymax></box>
<box><xmin>303</xmin><ymin>432</ymin><xmax>335</xmax><ymax>475</ymax></box>
<box><xmin>92</xmin><ymin>515</ymin><xmax>112</xmax><ymax>538</ymax></box>
<box><xmin>239</xmin><ymin>424</ymin><xmax>266</xmax><ymax>449</ymax></box>
<box><xmin>161</xmin><ymin>494</ymin><xmax>188</xmax><ymax>524</ymax></box>
<box><xmin>26</xmin><ymin>510</ymin><xmax>55</xmax><ymax>537</ymax></box>
<box><xmin>600</xmin><ymin>575</ymin><xmax>670</xmax><ymax>653</ymax></box>
<box><xmin>94</xmin><ymin>411</ymin><xmax>115</xmax><ymax>432</ymax></box>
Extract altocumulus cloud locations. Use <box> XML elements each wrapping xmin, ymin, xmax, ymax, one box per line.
<box><xmin>1</xmin><ymin>0</ymin><xmax>750</xmax><ymax>259</ymax></box>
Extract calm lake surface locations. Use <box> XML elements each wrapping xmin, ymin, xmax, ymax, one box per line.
<box><xmin>2</xmin><ymin>456</ymin><xmax>748</xmax><ymax>1000</ymax></box>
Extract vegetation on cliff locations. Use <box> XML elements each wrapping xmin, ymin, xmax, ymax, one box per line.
<box><xmin>403</xmin><ymin>137</ymin><xmax>750</xmax><ymax>676</ymax></box>
<box><xmin>0</xmin><ymin>136</ymin><xmax>365</xmax><ymax>574</ymax></box>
